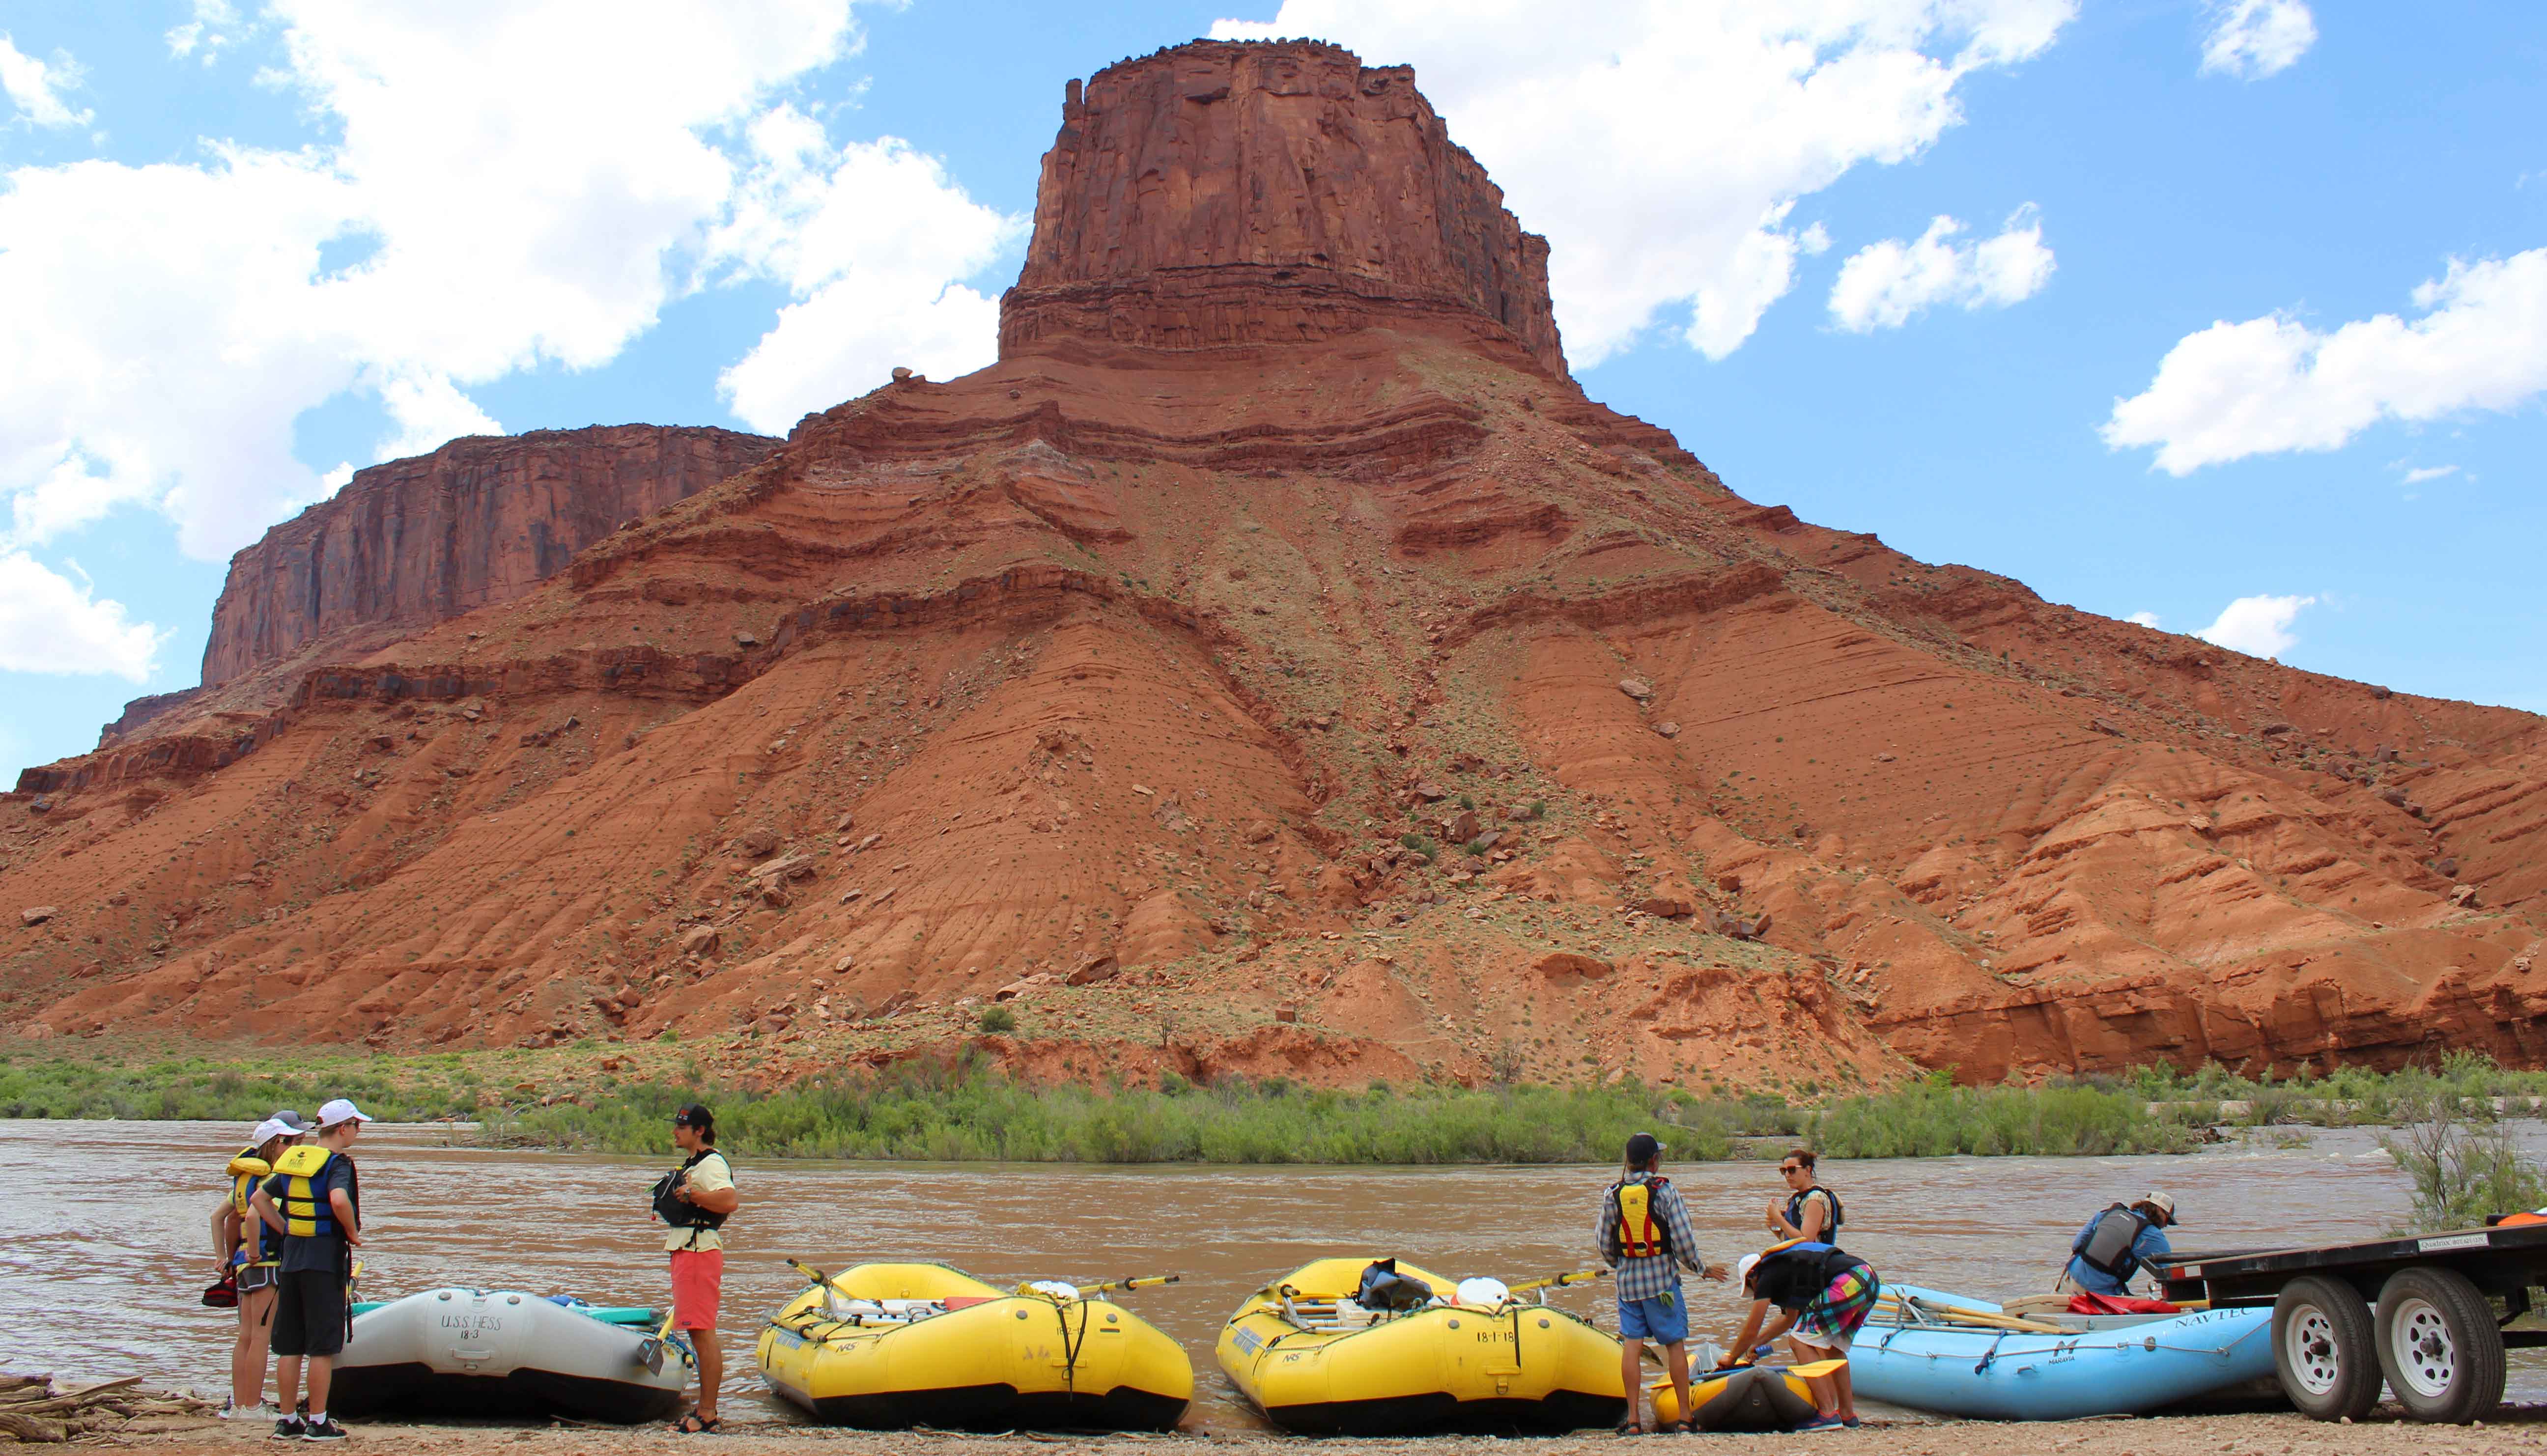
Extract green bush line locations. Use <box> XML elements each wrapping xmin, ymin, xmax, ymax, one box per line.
<box><xmin>5</xmin><ymin>1049</ymin><xmax>2539</xmax><ymax>1164</ymax></box>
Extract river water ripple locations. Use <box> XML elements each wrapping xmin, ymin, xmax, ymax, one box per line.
<box><xmin>7</xmin><ymin>1120</ymin><xmax>2542</xmax><ymax>1426</ymax></box>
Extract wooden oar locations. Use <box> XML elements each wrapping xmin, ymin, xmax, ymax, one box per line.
<box><xmin>1875</xmin><ymin>1293</ymin><xmax>2064</xmax><ymax>1334</ymax></box>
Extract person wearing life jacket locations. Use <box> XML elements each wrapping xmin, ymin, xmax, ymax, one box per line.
<box><xmin>250</xmin><ymin>1099</ymin><xmax>370</xmax><ymax>1443</ymax></box>
<box><xmin>1765</xmin><ymin>1148</ymin><xmax>1842</xmax><ymax>1243</ymax></box>
<box><xmin>1594</xmin><ymin>1132</ymin><xmax>1727</xmax><ymax>1434</ymax></box>
<box><xmin>212</xmin><ymin>1113</ymin><xmax>307</xmax><ymax>1420</ymax></box>
<box><xmin>1720</xmin><ymin>1239</ymin><xmax>1883</xmax><ymax>1431</ymax></box>
<box><xmin>2061</xmin><ymin>1191</ymin><xmax>2177</xmax><ymax>1297</ymax></box>
<box><xmin>659</xmin><ymin>1103</ymin><xmax>739</xmax><ymax>1434</ymax></box>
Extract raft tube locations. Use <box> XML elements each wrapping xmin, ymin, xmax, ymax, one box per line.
<box><xmin>1651</xmin><ymin>1363</ymin><xmax>1820</xmax><ymax>1431</ymax></box>
<box><xmin>1850</xmin><ymin>1283</ymin><xmax>2273</xmax><ymax>1420</ymax></box>
<box><xmin>1216</xmin><ymin>1257</ymin><xmax>1624</xmax><ymax>1435</ymax></box>
<box><xmin>756</xmin><ymin>1262</ymin><xmax>1190</xmax><ymax>1431</ymax></box>
<box><xmin>330</xmin><ymin>1289</ymin><xmax>688</xmax><ymax>1423</ymax></box>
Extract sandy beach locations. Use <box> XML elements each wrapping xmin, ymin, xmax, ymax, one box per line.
<box><xmin>93</xmin><ymin>1407</ymin><xmax>2547</xmax><ymax>1456</ymax></box>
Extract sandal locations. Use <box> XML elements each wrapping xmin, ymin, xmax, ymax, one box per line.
<box><xmin>674</xmin><ymin>1414</ymin><xmax>723</xmax><ymax>1434</ymax></box>
<box><xmin>1614</xmin><ymin>1420</ymin><xmax>1645</xmax><ymax>1435</ymax></box>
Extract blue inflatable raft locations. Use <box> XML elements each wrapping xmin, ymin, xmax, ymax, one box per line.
<box><xmin>1848</xmin><ymin>1285</ymin><xmax>2273</xmax><ymax>1421</ymax></box>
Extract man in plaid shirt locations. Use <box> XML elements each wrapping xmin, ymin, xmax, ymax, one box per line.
<box><xmin>1597</xmin><ymin>1132</ymin><xmax>1726</xmax><ymax>1432</ymax></box>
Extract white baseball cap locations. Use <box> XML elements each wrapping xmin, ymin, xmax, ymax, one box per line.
<box><xmin>317</xmin><ymin>1098</ymin><xmax>373</xmax><ymax>1129</ymax></box>
<box><xmin>250</xmin><ymin>1117</ymin><xmax>297</xmax><ymax>1145</ymax></box>
<box><xmin>1736</xmin><ymin>1253</ymin><xmax>1762</xmax><ymax>1288</ymax></box>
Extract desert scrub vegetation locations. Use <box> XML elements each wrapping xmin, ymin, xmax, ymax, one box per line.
<box><xmin>500</xmin><ymin>1066</ymin><xmax>1737</xmax><ymax>1164</ymax></box>
<box><xmin>1808</xmin><ymin>1073</ymin><xmax>2199</xmax><ymax>1158</ymax></box>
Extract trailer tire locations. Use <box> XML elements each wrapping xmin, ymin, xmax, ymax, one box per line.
<box><xmin>2374</xmin><ymin>1265</ymin><xmax>2505</xmax><ymax>1424</ymax></box>
<box><xmin>2273</xmin><ymin>1275</ymin><xmax>2380</xmax><ymax>1421</ymax></box>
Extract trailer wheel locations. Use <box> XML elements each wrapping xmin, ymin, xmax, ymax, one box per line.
<box><xmin>2374</xmin><ymin>1266</ymin><xmax>2505</xmax><ymax>1424</ymax></box>
<box><xmin>2273</xmin><ymin>1275</ymin><xmax>2381</xmax><ymax>1421</ymax></box>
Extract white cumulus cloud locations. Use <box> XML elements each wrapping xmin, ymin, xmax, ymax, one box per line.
<box><xmin>0</xmin><ymin>550</ymin><xmax>164</xmax><ymax>680</ymax></box>
<box><xmin>2198</xmin><ymin>593</ymin><xmax>2314</xmax><ymax>659</ymax></box>
<box><xmin>0</xmin><ymin>33</ymin><xmax>90</xmax><ymax>128</ymax></box>
<box><xmin>2200</xmin><ymin>0</ymin><xmax>2316</xmax><ymax>80</ymax></box>
<box><xmin>2103</xmin><ymin>248</ymin><xmax>2547</xmax><ymax>475</ymax></box>
<box><xmin>165</xmin><ymin>1</ymin><xmax>246</xmax><ymax>63</ymax></box>
<box><xmin>1828</xmin><ymin>205</ymin><xmax>2055</xmax><ymax>332</ymax></box>
<box><xmin>708</xmin><ymin>109</ymin><xmax>1020</xmax><ymax>432</ymax></box>
<box><xmin>1211</xmin><ymin>0</ymin><xmax>2076</xmax><ymax>366</ymax></box>
<box><xmin>2126</xmin><ymin>610</ymin><xmax>2162</xmax><ymax>629</ymax></box>
<box><xmin>2</xmin><ymin>0</ymin><xmax>1020</xmax><ymax>685</ymax></box>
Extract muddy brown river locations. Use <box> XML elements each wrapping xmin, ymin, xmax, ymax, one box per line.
<box><xmin>7</xmin><ymin>1120</ymin><xmax>2543</xmax><ymax>1427</ymax></box>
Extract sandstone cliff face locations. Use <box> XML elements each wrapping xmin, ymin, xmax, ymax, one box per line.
<box><xmin>1001</xmin><ymin>40</ymin><xmax>1566</xmax><ymax>376</ymax></box>
<box><xmin>198</xmin><ymin>425</ymin><xmax>776</xmax><ymax>688</ymax></box>
<box><xmin>5</xmin><ymin>41</ymin><xmax>2542</xmax><ymax>1088</ymax></box>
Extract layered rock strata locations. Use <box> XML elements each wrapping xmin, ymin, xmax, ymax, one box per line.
<box><xmin>198</xmin><ymin>425</ymin><xmax>777</xmax><ymax>687</ymax></box>
<box><xmin>3</xmin><ymin>40</ymin><xmax>2541</xmax><ymax>1088</ymax></box>
<box><xmin>1000</xmin><ymin>40</ymin><xmax>1565</xmax><ymax>376</ymax></box>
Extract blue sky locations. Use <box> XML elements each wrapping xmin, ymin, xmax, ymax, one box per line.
<box><xmin>1</xmin><ymin>0</ymin><xmax>2541</xmax><ymax>779</ymax></box>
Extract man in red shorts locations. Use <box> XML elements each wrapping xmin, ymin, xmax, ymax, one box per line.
<box><xmin>658</xmin><ymin>1104</ymin><xmax>737</xmax><ymax>1432</ymax></box>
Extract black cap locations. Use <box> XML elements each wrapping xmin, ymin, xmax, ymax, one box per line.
<box><xmin>673</xmin><ymin>1103</ymin><xmax>714</xmax><ymax>1131</ymax></box>
<box><xmin>1625</xmin><ymin>1132</ymin><xmax>1664</xmax><ymax>1166</ymax></box>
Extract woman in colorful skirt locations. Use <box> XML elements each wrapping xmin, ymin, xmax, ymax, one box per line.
<box><xmin>1719</xmin><ymin>1240</ymin><xmax>1881</xmax><ymax>1431</ymax></box>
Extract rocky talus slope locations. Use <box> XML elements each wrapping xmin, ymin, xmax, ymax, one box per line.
<box><xmin>3</xmin><ymin>39</ymin><xmax>2541</xmax><ymax>1089</ymax></box>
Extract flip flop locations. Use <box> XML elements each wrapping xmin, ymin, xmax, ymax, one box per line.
<box><xmin>674</xmin><ymin>1414</ymin><xmax>722</xmax><ymax>1434</ymax></box>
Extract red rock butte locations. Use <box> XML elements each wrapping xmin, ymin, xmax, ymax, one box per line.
<box><xmin>4</xmin><ymin>39</ymin><xmax>2542</xmax><ymax>1091</ymax></box>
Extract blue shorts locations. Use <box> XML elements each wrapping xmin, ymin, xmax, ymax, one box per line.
<box><xmin>1618</xmin><ymin>1289</ymin><xmax>1689</xmax><ymax>1344</ymax></box>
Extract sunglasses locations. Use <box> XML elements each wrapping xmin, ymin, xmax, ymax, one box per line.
<box><xmin>1778</xmin><ymin>1164</ymin><xmax>1805</xmax><ymax>1174</ymax></box>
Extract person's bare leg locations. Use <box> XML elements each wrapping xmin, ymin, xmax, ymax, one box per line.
<box><xmin>1832</xmin><ymin>1361</ymin><xmax>1856</xmax><ymax>1421</ymax></box>
<box><xmin>231</xmin><ymin>1290</ymin><xmax>274</xmax><ymax>1408</ymax></box>
<box><xmin>274</xmin><ymin>1356</ymin><xmax>302</xmax><ymax>1417</ymax></box>
<box><xmin>1664</xmin><ymin>1342</ymin><xmax>1691</xmax><ymax>1429</ymax></box>
<box><xmin>306</xmin><ymin>1356</ymin><xmax>331</xmax><ymax>1417</ymax></box>
<box><xmin>1790</xmin><ymin>1337</ymin><xmax>1837</xmax><ymax>1417</ymax></box>
<box><xmin>1618</xmin><ymin>1338</ymin><xmax>1644</xmax><ymax>1430</ymax></box>
<box><xmin>693</xmin><ymin>1327</ymin><xmax>722</xmax><ymax>1421</ymax></box>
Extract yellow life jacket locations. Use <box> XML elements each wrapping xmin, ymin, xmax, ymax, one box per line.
<box><xmin>227</xmin><ymin>1148</ymin><xmax>276</xmax><ymax>1264</ymax></box>
<box><xmin>1613</xmin><ymin>1176</ymin><xmax>1674</xmax><ymax>1259</ymax></box>
<box><xmin>273</xmin><ymin>1144</ymin><xmax>341</xmax><ymax>1240</ymax></box>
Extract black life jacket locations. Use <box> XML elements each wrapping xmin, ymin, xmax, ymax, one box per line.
<box><xmin>2072</xmin><ymin>1203</ymin><xmax>2151</xmax><ymax>1281</ymax></box>
<box><xmin>1355</xmin><ymin>1259</ymin><xmax>1432</xmax><ymax>1311</ymax></box>
<box><xmin>1750</xmin><ymin>1240</ymin><xmax>1871</xmax><ymax>1312</ymax></box>
<box><xmin>1610</xmin><ymin>1175</ymin><xmax>1674</xmax><ymax>1259</ymax></box>
<box><xmin>1784</xmin><ymin>1185</ymin><xmax>1843</xmax><ymax>1239</ymax></box>
<box><xmin>652</xmin><ymin>1149</ymin><xmax>732</xmax><ymax>1243</ymax></box>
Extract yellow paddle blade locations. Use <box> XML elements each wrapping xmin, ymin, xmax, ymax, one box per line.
<box><xmin>1789</xmin><ymin>1358</ymin><xmax>1849</xmax><ymax>1378</ymax></box>
<box><xmin>1509</xmin><ymin>1267</ymin><xmax>1609</xmax><ymax>1295</ymax></box>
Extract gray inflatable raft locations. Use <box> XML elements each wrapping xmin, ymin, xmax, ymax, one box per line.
<box><xmin>331</xmin><ymin>1288</ymin><xmax>690</xmax><ymax>1423</ymax></box>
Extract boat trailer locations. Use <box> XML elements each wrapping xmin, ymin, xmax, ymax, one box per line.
<box><xmin>2157</xmin><ymin>1219</ymin><xmax>2547</xmax><ymax>1424</ymax></box>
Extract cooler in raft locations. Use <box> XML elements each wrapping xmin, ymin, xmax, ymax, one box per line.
<box><xmin>756</xmin><ymin>1262</ymin><xmax>1191</xmax><ymax>1431</ymax></box>
<box><xmin>331</xmin><ymin>1288</ymin><xmax>688</xmax><ymax>1422</ymax></box>
<box><xmin>1850</xmin><ymin>1284</ymin><xmax>2274</xmax><ymax>1420</ymax></box>
<box><xmin>1216</xmin><ymin>1258</ymin><xmax>1624</xmax><ymax>1435</ymax></box>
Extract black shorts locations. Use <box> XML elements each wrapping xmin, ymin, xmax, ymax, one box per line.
<box><xmin>271</xmin><ymin>1269</ymin><xmax>348</xmax><ymax>1357</ymax></box>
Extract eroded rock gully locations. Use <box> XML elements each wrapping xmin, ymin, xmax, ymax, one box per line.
<box><xmin>3</xmin><ymin>39</ymin><xmax>2542</xmax><ymax>1089</ymax></box>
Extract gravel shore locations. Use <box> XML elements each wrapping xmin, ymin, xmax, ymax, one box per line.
<box><xmin>109</xmin><ymin>1407</ymin><xmax>2547</xmax><ymax>1456</ymax></box>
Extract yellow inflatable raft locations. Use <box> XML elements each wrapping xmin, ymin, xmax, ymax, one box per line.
<box><xmin>757</xmin><ymin>1261</ymin><xmax>1191</xmax><ymax>1431</ymax></box>
<box><xmin>1216</xmin><ymin>1258</ymin><xmax>1625</xmax><ymax>1434</ymax></box>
